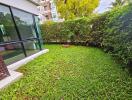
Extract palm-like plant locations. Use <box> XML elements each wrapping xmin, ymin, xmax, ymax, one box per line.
<box><xmin>112</xmin><ymin>0</ymin><xmax>127</xmax><ymax>7</ymax></box>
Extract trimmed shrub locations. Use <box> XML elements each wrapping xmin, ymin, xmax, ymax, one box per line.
<box><xmin>41</xmin><ymin>18</ymin><xmax>92</xmax><ymax>44</ymax></box>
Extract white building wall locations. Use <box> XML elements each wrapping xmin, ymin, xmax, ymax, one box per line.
<box><xmin>0</xmin><ymin>0</ymin><xmax>39</xmax><ymax>15</ymax></box>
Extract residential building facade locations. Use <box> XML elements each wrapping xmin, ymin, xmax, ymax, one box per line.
<box><xmin>0</xmin><ymin>0</ymin><xmax>44</xmax><ymax>80</ymax></box>
<box><xmin>33</xmin><ymin>0</ymin><xmax>59</xmax><ymax>22</ymax></box>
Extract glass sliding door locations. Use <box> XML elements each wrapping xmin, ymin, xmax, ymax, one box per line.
<box><xmin>0</xmin><ymin>5</ymin><xmax>19</xmax><ymax>43</ymax></box>
<box><xmin>0</xmin><ymin>3</ymin><xmax>43</xmax><ymax>65</ymax></box>
<box><xmin>11</xmin><ymin>8</ymin><xmax>41</xmax><ymax>56</ymax></box>
<box><xmin>11</xmin><ymin>8</ymin><xmax>37</xmax><ymax>39</ymax></box>
<box><xmin>34</xmin><ymin>16</ymin><xmax>43</xmax><ymax>49</ymax></box>
<box><xmin>0</xmin><ymin>5</ymin><xmax>25</xmax><ymax>65</ymax></box>
<box><xmin>23</xmin><ymin>40</ymin><xmax>40</xmax><ymax>56</ymax></box>
<box><xmin>0</xmin><ymin>43</ymin><xmax>25</xmax><ymax>65</ymax></box>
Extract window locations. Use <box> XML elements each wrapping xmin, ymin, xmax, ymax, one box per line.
<box><xmin>45</xmin><ymin>15</ymin><xmax>49</xmax><ymax>20</ymax></box>
<box><xmin>0</xmin><ymin>5</ymin><xmax>19</xmax><ymax>43</ymax></box>
<box><xmin>11</xmin><ymin>8</ymin><xmax>41</xmax><ymax>57</ymax></box>
<box><xmin>23</xmin><ymin>40</ymin><xmax>40</xmax><ymax>56</ymax></box>
<box><xmin>11</xmin><ymin>8</ymin><xmax>37</xmax><ymax>40</ymax></box>
<box><xmin>0</xmin><ymin>43</ymin><xmax>25</xmax><ymax>65</ymax></box>
<box><xmin>53</xmin><ymin>15</ymin><xmax>56</xmax><ymax>18</ymax></box>
<box><xmin>44</xmin><ymin>6</ymin><xmax>48</xmax><ymax>11</ymax></box>
<box><xmin>34</xmin><ymin>16</ymin><xmax>43</xmax><ymax>48</ymax></box>
<box><xmin>0</xmin><ymin>4</ymin><xmax>43</xmax><ymax>65</ymax></box>
<box><xmin>0</xmin><ymin>5</ymin><xmax>25</xmax><ymax>65</ymax></box>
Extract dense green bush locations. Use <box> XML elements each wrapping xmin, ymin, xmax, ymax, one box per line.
<box><xmin>41</xmin><ymin>18</ymin><xmax>91</xmax><ymax>44</ymax></box>
<box><xmin>41</xmin><ymin>15</ymin><xmax>107</xmax><ymax>46</ymax></box>
<box><xmin>102</xmin><ymin>6</ymin><xmax>132</xmax><ymax>66</ymax></box>
<box><xmin>41</xmin><ymin>5</ymin><xmax>132</xmax><ymax>66</ymax></box>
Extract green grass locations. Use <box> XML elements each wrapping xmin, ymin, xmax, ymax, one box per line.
<box><xmin>0</xmin><ymin>45</ymin><xmax>132</xmax><ymax>99</ymax></box>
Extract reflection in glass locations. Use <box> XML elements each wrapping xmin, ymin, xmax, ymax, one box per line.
<box><xmin>0</xmin><ymin>43</ymin><xmax>25</xmax><ymax>65</ymax></box>
<box><xmin>12</xmin><ymin>8</ymin><xmax>37</xmax><ymax>39</ymax></box>
<box><xmin>34</xmin><ymin>16</ymin><xmax>43</xmax><ymax>49</ymax></box>
<box><xmin>0</xmin><ymin>4</ymin><xmax>43</xmax><ymax>65</ymax></box>
<box><xmin>23</xmin><ymin>40</ymin><xmax>40</xmax><ymax>56</ymax></box>
<box><xmin>0</xmin><ymin>5</ymin><xmax>19</xmax><ymax>43</ymax></box>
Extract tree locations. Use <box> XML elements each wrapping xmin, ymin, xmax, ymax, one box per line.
<box><xmin>112</xmin><ymin>0</ymin><xmax>128</xmax><ymax>7</ymax></box>
<box><xmin>56</xmin><ymin>0</ymin><xmax>99</xmax><ymax>20</ymax></box>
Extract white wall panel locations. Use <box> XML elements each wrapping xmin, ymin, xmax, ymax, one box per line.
<box><xmin>0</xmin><ymin>0</ymin><xmax>39</xmax><ymax>15</ymax></box>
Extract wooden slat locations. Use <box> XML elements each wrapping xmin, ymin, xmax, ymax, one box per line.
<box><xmin>0</xmin><ymin>55</ymin><xmax>10</xmax><ymax>80</ymax></box>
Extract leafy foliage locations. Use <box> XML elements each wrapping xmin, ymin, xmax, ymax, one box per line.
<box><xmin>41</xmin><ymin>4</ymin><xmax>132</xmax><ymax>66</ymax></box>
<box><xmin>111</xmin><ymin>0</ymin><xmax>128</xmax><ymax>7</ymax></box>
<box><xmin>41</xmin><ymin>18</ymin><xmax>91</xmax><ymax>44</ymax></box>
<box><xmin>102</xmin><ymin>5</ymin><xmax>132</xmax><ymax>65</ymax></box>
<box><xmin>41</xmin><ymin>15</ymin><xmax>106</xmax><ymax>46</ymax></box>
<box><xmin>56</xmin><ymin>0</ymin><xmax>99</xmax><ymax>20</ymax></box>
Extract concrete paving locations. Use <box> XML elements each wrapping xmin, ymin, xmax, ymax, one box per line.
<box><xmin>0</xmin><ymin>49</ymin><xmax>49</xmax><ymax>90</ymax></box>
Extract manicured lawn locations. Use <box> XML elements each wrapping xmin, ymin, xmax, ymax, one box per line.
<box><xmin>0</xmin><ymin>45</ymin><xmax>132</xmax><ymax>99</ymax></box>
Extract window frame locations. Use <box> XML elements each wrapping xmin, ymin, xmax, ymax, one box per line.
<box><xmin>0</xmin><ymin>3</ymin><xmax>42</xmax><ymax>59</ymax></box>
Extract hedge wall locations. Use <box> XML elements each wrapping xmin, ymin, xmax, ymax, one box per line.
<box><xmin>41</xmin><ymin>5</ymin><xmax>132</xmax><ymax>66</ymax></box>
<box><xmin>102</xmin><ymin>5</ymin><xmax>132</xmax><ymax>66</ymax></box>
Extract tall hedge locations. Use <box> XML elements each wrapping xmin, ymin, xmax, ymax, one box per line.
<box><xmin>41</xmin><ymin>5</ymin><xmax>132</xmax><ymax>66</ymax></box>
<box><xmin>102</xmin><ymin>5</ymin><xmax>132</xmax><ymax>66</ymax></box>
<box><xmin>41</xmin><ymin>18</ymin><xmax>91</xmax><ymax>44</ymax></box>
